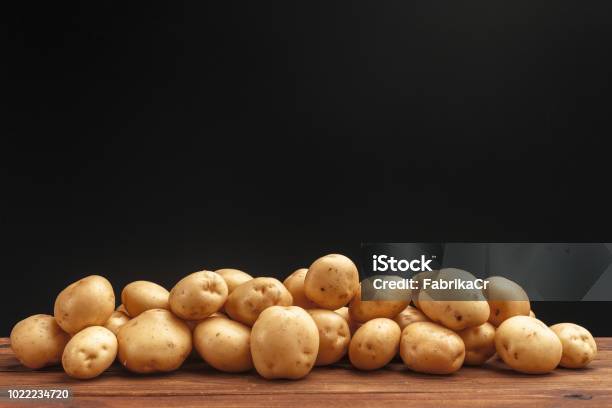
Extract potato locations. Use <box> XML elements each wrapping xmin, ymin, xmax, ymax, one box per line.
<box><xmin>418</xmin><ymin>269</ymin><xmax>489</xmax><ymax>331</ymax></box>
<box><xmin>393</xmin><ymin>305</ymin><xmax>431</xmax><ymax>331</ymax></box>
<box><xmin>121</xmin><ymin>281</ymin><xmax>169</xmax><ymax>317</ymax></box>
<box><xmin>10</xmin><ymin>314</ymin><xmax>70</xmax><ymax>369</ymax></box>
<box><xmin>104</xmin><ymin>311</ymin><xmax>131</xmax><ymax>336</ymax></box>
<box><xmin>54</xmin><ymin>275</ymin><xmax>115</xmax><ymax>334</ymax></box>
<box><xmin>457</xmin><ymin>322</ymin><xmax>496</xmax><ymax>365</ymax></box>
<box><xmin>349</xmin><ymin>318</ymin><xmax>400</xmax><ymax>370</ymax></box>
<box><xmin>550</xmin><ymin>323</ymin><xmax>597</xmax><ymax>368</ymax></box>
<box><xmin>194</xmin><ymin>316</ymin><xmax>253</xmax><ymax>373</ymax></box>
<box><xmin>349</xmin><ymin>284</ymin><xmax>409</xmax><ymax>323</ymax></box>
<box><xmin>410</xmin><ymin>270</ymin><xmax>436</xmax><ymax>310</ymax></box>
<box><xmin>117</xmin><ymin>309</ymin><xmax>192</xmax><ymax>373</ymax></box>
<box><xmin>251</xmin><ymin>306</ymin><xmax>319</xmax><ymax>379</ymax></box>
<box><xmin>308</xmin><ymin>309</ymin><xmax>350</xmax><ymax>366</ymax></box>
<box><xmin>400</xmin><ymin>321</ymin><xmax>465</xmax><ymax>374</ymax></box>
<box><xmin>283</xmin><ymin>268</ymin><xmax>317</xmax><ymax>309</ymax></box>
<box><xmin>484</xmin><ymin>276</ymin><xmax>531</xmax><ymax>327</ymax></box>
<box><xmin>225</xmin><ymin>277</ymin><xmax>293</xmax><ymax>326</ymax></box>
<box><xmin>495</xmin><ymin>316</ymin><xmax>562</xmax><ymax>374</ymax></box>
<box><xmin>169</xmin><ymin>271</ymin><xmax>228</xmax><ymax>320</ymax></box>
<box><xmin>216</xmin><ymin>268</ymin><xmax>253</xmax><ymax>293</ymax></box>
<box><xmin>304</xmin><ymin>254</ymin><xmax>359</xmax><ymax>310</ymax></box>
<box><xmin>334</xmin><ymin>307</ymin><xmax>361</xmax><ymax>335</ymax></box>
<box><xmin>62</xmin><ymin>326</ymin><xmax>117</xmax><ymax>379</ymax></box>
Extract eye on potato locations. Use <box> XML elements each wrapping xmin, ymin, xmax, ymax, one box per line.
<box><xmin>104</xmin><ymin>311</ymin><xmax>131</xmax><ymax>336</ymax></box>
<box><xmin>225</xmin><ymin>277</ymin><xmax>293</xmax><ymax>326</ymax></box>
<box><xmin>251</xmin><ymin>306</ymin><xmax>319</xmax><ymax>380</ymax></box>
<box><xmin>349</xmin><ymin>318</ymin><xmax>401</xmax><ymax>370</ymax></box>
<box><xmin>62</xmin><ymin>326</ymin><xmax>117</xmax><ymax>379</ymax></box>
<box><xmin>215</xmin><ymin>268</ymin><xmax>253</xmax><ymax>294</ymax></box>
<box><xmin>54</xmin><ymin>275</ymin><xmax>115</xmax><ymax>334</ymax></box>
<box><xmin>393</xmin><ymin>305</ymin><xmax>430</xmax><ymax>331</ymax></box>
<box><xmin>484</xmin><ymin>276</ymin><xmax>531</xmax><ymax>327</ymax></box>
<box><xmin>495</xmin><ymin>316</ymin><xmax>562</xmax><ymax>374</ymax></box>
<box><xmin>121</xmin><ymin>281</ymin><xmax>170</xmax><ymax>317</ymax></box>
<box><xmin>194</xmin><ymin>316</ymin><xmax>253</xmax><ymax>373</ymax></box>
<box><xmin>117</xmin><ymin>309</ymin><xmax>192</xmax><ymax>373</ymax></box>
<box><xmin>169</xmin><ymin>271</ymin><xmax>228</xmax><ymax>320</ymax></box>
<box><xmin>400</xmin><ymin>321</ymin><xmax>465</xmax><ymax>374</ymax></box>
<box><xmin>308</xmin><ymin>309</ymin><xmax>350</xmax><ymax>366</ymax></box>
<box><xmin>304</xmin><ymin>254</ymin><xmax>359</xmax><ymax>310</ymax></box>
<box><xmin>349</xmin><ymin>284</ymin><xmax>409</xmax><ymax>323</ymax></box>
<box><xmin>550</xmin><ymin>323</ymin><xmax>597</xmax><ymax>368</ymax></box>
<box><xmin>457</xmin><ymin>322</ymin><xmax>496</xmax><ymax>365</ymax></box>
<box><xmin>283</xmin><ymin>268</ymin><xmax>318</xmax><ymax>309</ymax></box>
<box><xmin>10</xmin><ymin>314</ymin><xmax>70</xmax><ymax>369</ymax></box>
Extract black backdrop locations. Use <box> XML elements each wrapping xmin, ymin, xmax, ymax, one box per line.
<box><xmin>3</xmin><ymin>1</ymin><xmax>611</xmax><ymax>335</ymax></box>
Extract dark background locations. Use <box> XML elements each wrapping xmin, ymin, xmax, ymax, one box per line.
<box><xmin>2</xmin><ymin>1</ymin><xmax>611</xmax><ymax>335</ymax></box>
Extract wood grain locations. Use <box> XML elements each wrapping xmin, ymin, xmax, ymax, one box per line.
<box><xmin>0</xmin><ymin>337</ymin><xmax>610</xmax><ymax>407</ymax></box>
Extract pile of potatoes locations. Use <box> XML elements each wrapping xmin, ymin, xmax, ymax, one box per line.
<box><xmin>10</xmin><ymin>254</ymin><xmax>597</xmax><ymax>380</ymax></box>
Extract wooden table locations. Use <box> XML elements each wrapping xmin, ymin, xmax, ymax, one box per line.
<box><xmin>0</xmin><ymin>337</ymin><xmax>610</xmax><ymax>407</ymax></box>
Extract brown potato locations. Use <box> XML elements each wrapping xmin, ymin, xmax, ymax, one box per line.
<box><xmin>104</xmin><ymin>311</ymin><xmax>130</xmax><ymax>336</ymax></box>
<box><xmin>225</xmin><ymin>277</ymin><xmax>293</xmax><ymax>326</ymax></box>
<box><xmin>251</xmin><ymin>306</ymin><xmax>319</xmax><ymax>379</ymax></box>
<box><xmin>62</xmin><ymin>326</ymin><xmax>117</xmax><ymax>379</ymax></box>
<box><xmin>169</xmin><ymin>271</ymin><xmax>228</xmax><ymax>320</ymax></box>
<box><xmin>283</xmin><ymin>268</ymin><xmax>318</xmax><ymax>309</ymax></box>
<box><xmin>304</xmin><ymin>254</ymin><xmax>359</xmax><ymax>310</ymax></box>
<box><xmin>194</xmin><ymin>317</ymin><xmax>253</xmax><ymax>373</ymax></box>
<box><xmin>10</xmin><ymin>314</ymin><xmax>70</xmax><ymax>369</ymax></box>
<box><xmin>393</xmin><ymin>305</ymin><xmax>431</xmax><ymax>331</ymax></box>
<box><xmin>550</xmin><ymin>323</ymin><xmax>597</xmax><ymax>368</ymax></box>
<box><xmin>349</xmin><ymin>318</ymin><xmax>400</xmax><ymax>370</ymax></box>
<box><xmin>484</xmin><ymin>276</ymin><xmax>531</xmax><ymax>327</ymax></box>
<box><xmin>457</xmin><ymin>322</ymin><xmax>496</xmax><ymax>365</ymax></box>
<box><xmin>215</xmin><ymin>268</ymin><xmax>253</xmax><ymax>294</ymax></box>
<box><xmin>308</xmin><ymin>309</ymin><xmax>350</xmax><ymax>366</ymax></box>
<box><xmin>121</xmin><ymin>281</ymin><xmax>169</xmax><ymax>317</ymax></box>
<box><xmin>400</xmin><ymin>322</ymin><xmax>465</xmax><ymax>374</ymax></box>
<box><xmin>349</xmin><ymin>284</ymin><xmax>409</xmax><ymax>323</ymax></box>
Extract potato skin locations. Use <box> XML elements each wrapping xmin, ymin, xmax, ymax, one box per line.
<box><xmin>62</xmin><ymin>326</ymin><xmax>117</xmax><ymax>379</ymax></box>
<box><xmin>10</xmin><ymin>314</ymin><xmax>70</xmax><ymax>369</ymax></box>
<box><xmin>308</xmin><ymin>309</ymin><xmax>350</xmax><ymax>366</ymax></box>
<box><xmin>484</xmin><ymin>276</ymin><xmax>531</xmax><ymax>327</ymax></box>
<box><xmin>495</xmin><ymin>316</ymin><xmax>562</xmax><ymax>374</ymax></box>
<box><xmin>349</xmin><ymin>318</ymin><xmax>401</xmax><ymax>370</ymax></box>
<box><xmin>349</xmin><ymin>284</ymin><xmax>409</xmax><ymax>323</ymax></box>
<box><xmin>400</xmin><ymin>322</ymin><xmax>465</xmax><ymax>374</ymax></box>
<box><xmin>215</xmin><ymin>268</ymin><xmax>253</xmax><ymax>294</ymax></box>
<box><xmin>283</xmin><ymin>268</ymin><xmax>318</xmax><ymax>309</ymax></box>
<box><xmin>250</xmin><ymin>306</ymin><xmax>319</xmax><ymax>379</ymax></box>
<box><xmin>54</xmin><ymin>275</ymin><xmax>115</xmax><ymax>334</ymax></box>
<box><xmin>194</xmin><ymin>317</ymin><xmax>253</xmax><ymax>373</ymax></box>
<box><xmin>304</xmin><ymin>254</ymin><xmax>359</xmax><ymax>310</ymax></box>
<box><xmin>104</xmin><ymin>311</ymin><xmax>131</xmax><ymax>336</ymax></box>
<box><xmin>334</xmin><ymin>307</ymin><xmax>361</xmax><ymax>335</ymax></box>
<box><xmin>225</xmin><ymin>277</ymin><xmax>293</xmax><ymax>326</ymax></box>
<box><xmin>121</xmin><ymin>281</ymin><xmax>169</xmax><ymax>317</ymax></box>
<box><xmin>169</xmin><ymin>271</ymin><xmax>228</xmax><ymax>320</ymax></box>
<box><xmin>457</xmin><ymin>322</ymin><xmax>496</xmax><ymax>365</ymax></box>
<box><xmin>393</xmin><ymin>305</ymin><xmax>431</xmax><ymax>331</ymax></box>
<box><xmin>550</xmin><ymin>323</ymin><xmax>597</xmax><ymax>368</ymax></box>
<box><xmin>117</xmin><ymin>309</ymin><xmax>192</xmax><ymax>373</ymax></box>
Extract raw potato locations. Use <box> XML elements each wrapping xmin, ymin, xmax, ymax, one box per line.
<box><xmin>10</xmin><ymin>314</ymin><xmax>70</xmax><ymax>369</ymax></box>
<box><xmin>457</xmin><ymin>322</ymin><xmax>496</xmax><ymax>365</ymax></box>
<box><xmin>117</xmin><ymin>309</ymin><xmax>192</xmax><ymax>373</ymax></box>
<box><xmin>495</xmin><ymin>316</ymin><xmax>562</xmax><ymax>374</ymax></box>
<box><xmin>393</xmin><ymin>305</ymin><xmax>431</xmax><ymax>331</ymax></box>
<box><xmin>62</xmin><ymin>326</ymin><xmax>117</xmax><ymax>379</ymax></box>
<box><xmin>216</xmin><ymin>268</ymin><xmax>253</xmax><ymax>293</ymax></box>
<box><xmin>104</xmin><ymin>311</ymin><xmax>130</xmax><ymax>336</ymax></box>
<box><xmin>418</xmin><ymin>269</ymin><xmax>490</xmax><ymax>331</ymax></box>
<box><xmin>334</xmin><ymin>307</ymin><xmax>361</xmax><ymax>335</ymax></box>
<box><xmin>349</xmin><ymin>318</ymin><xmax>400</xmax><ymax>370</ymax></box>
<box><xmin>54</xmin><ymin>275</ymin><xmax>115</xmax><ymax>334</ymax></box>
<box><xmin>411</xmin><ymin>270</ymin><xmax>436</xmax><ymax>310</ymax></box>
<box><xmin>349</xmin><ymin>284</ymin><xmax>409</xmax><ymax>323</ymax></box>
<box><xmin>121</xmin><ymin>281</ymin><xmax>169</xmax><ymax>317</ymax></box>
<box><xmin>484</xmin><ymin>276</ymin><xmax>531</xmax><ymax>327</ymax></box>
<box><xmin>194</xmin><ymin>317</ymin><xmax>253</xmax><ymax>372</ymax></box>
<box><xmin>283</xmin><ymin>268</ymin><xmax>317</xmax><ymax>309</ymax></box>
<box><xmin>169</xmin><ymin>271</ymin><xmax>228</xmax><ymax>320</ymax></box>
<box><xmin>251</xmin><ymin>306</ymin><xmax>319</xmax><ymax>379</ymax></box>
<box><xmin>304</xmin><ymin>254</ymin><xmax>359</xmax><ymax>310</ymax></box>
<box><xmin>225</xmin><ymin>277</ymin><xmax>293</xmax><ymax>326</ymax></box>
<box><xmin>308</xmin><ymin>309</ymin><xmax>350</xmax><ymax>366</ymax></box>
<box><xmin>400</xmin><ymin>322</ymin><xmax>465</xmax><ymax>374</ymax></box>
<box><xmin>550</xmin><ymin>323</ymin><xmax>597</xmax><ymax>368</ymax></box>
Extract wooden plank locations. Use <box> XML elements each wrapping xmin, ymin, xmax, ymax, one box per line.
<box><xmin>0</xmin><ymin>338</ymin><xmax>610</xmax><ymax>407</ymax></box>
